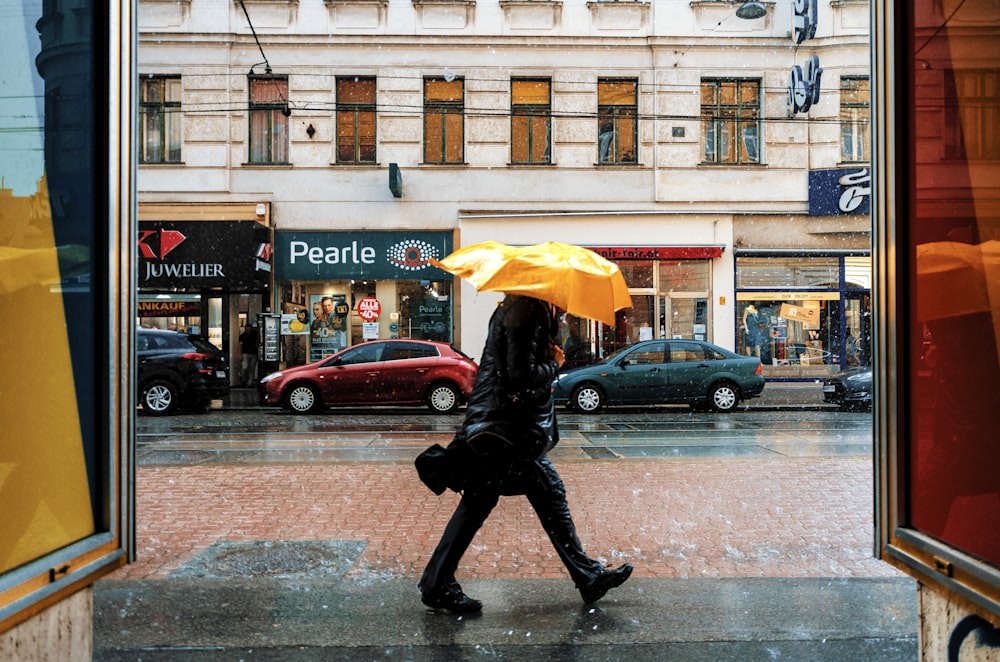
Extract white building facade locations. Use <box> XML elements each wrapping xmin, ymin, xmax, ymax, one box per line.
<box><xmin>137</xmin><ymin>0</ymin><xmax>871</xmax><ymax>379</ymax></box>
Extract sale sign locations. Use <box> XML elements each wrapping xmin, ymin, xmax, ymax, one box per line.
<box><xmin>357</xmin><ymin>296</ymin><xmax>381</xmax><ymax>321</ymax></box>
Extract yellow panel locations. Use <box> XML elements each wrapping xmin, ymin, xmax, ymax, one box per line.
<box><xmin>0</xmin><ymin>176</ymin><xmax>95</xmax><ymax>574</ymax></box>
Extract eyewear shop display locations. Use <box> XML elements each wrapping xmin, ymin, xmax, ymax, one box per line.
<box><xmin>274</xmin><ymin>232</ymin><xmax>455</xmax><ymax>365</ymax></box>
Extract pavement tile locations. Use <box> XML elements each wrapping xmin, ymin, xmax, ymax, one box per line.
<box><xmin>108</xmin><ymin>457</ymin><xmax>901</xmax><ymax>583</ymax></box>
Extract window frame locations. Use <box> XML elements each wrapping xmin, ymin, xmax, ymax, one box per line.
<box><xmin>248</xmin><ymin>75</ymin><xmax>290</xmax><ymax>165</ymax></box>
<box><xmin>701</xmin><ymin>78</ymin><xmax>761</xmax><ymax>165</ymax></box>
<box><xmin>336</xmin><ymin>76</ymin><xmax>377</xmax><ymax>165</ymax></box>
<box><xmin>840</xmin><ymin>76</ymin><xmax>870</xmax><ymax>163</ymax></box>
<box><xmin>597</xmin><ymin>78</ymin><xmax>639</xmax><ymax>165</ymax></box>
<box><xmin>944</xmin><ymin>68</ymin><xmax>1000</xmax><ymax>161</ymax></box>
<box><xmin>423</xmin><ymin>77</ymin><xmax>465</xmax><ymax>165</ymax></box>
<box><xmin>0</xmin><ymin>0</ymin><xmax>133</xmax><ymax>634</ymax></box>
<box><xmin>511</xmin><ymin>78</ymin><xmax>552</xmax><ymax>165</ymax></box>
<box><xmin>139</xmin><ymin>75</ymin><xmax>182</xmax><ymax>164</ymax></box>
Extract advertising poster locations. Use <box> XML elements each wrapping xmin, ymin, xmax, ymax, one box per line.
<box><xmin>281</xmin><ymin>309</ymin><xmax>310</xmax><ymax>335</ymax></box>
<box><xmin>309</xmin><ymin>293</ymin><xmax>348</xmax><ymax>362</ymax></box>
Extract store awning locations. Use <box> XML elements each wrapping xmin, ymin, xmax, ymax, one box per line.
<box><xmin>585</xmin><ymin>245</ymin><xmax>725</xmax><ymax>260</ymax></box>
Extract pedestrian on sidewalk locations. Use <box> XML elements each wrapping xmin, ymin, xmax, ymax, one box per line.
<box><xmin>238</xmin><ymin>320</ymin><xmax>259</xmax><ymax>387</ymax></box>
<box><xmin>418</xmin><ymin>293</ymin><xmax>633</xmax><ymax>614</ymax></box>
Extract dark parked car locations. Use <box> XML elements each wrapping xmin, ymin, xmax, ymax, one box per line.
<box><xmin>552</xmin><ymin>339</ymin><xmax>765</xmax><ymax>413</ymax></box>
<box><xmin>259</xmin><ymin>339</ymin><xmax>478</xmax><ymax>414</ymax></box>
<box><xmin>137</xmin><ymin>328</ymin><xmax>230</xmax><ymax>415</ymax></box>
<box><xmin>822</xmin><ymin>366</ymin><xmax>872</xmax><ymax>410</ymax></box>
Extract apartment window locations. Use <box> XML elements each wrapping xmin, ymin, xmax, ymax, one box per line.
<box><xmin>701</xmin><ymin>79</ymin><xmax>760</xmax><ymax>164</ymax></box>
<box><xmin>598</xmin><ymin>79</ymin><xmax>638</xmax><ymax>164</ymax></box>
<box><xmin>424</xmin><ymin>77</ymin><xmax>464</xmax><ymax>164</ymax></box>
<box><xmin>511</xmin><ymin>79</ymin><xmax>551</xmax><ymax>164</ymax></box>
<box><xmin>944</xmin><ymin>69</ymin><xmax>1000</xmax><ymax>160</ymax></box>
<box><xmin>249</xmin><ymin>76</ymin><xmax>289</xmax><ymax>164</ymax></box>
<box><xmin>337</xmin><ymin>77</ymin><xmax>376</xmax><ymax>164</ymax></box>
<box><xmin>840</xmin><ymin>76</ymin><xmax>870</xmax><ymax>162</ymax></box>
<box><xmin>139</xmin><ymin>76</ymin><xmax>182</xmax><ymax>163</ymax></box>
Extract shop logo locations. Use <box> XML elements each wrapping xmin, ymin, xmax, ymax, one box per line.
<box><xmin>138</xmin><ymin>229</ymin><xmax>186</xmax><ymax>260</ymax></box>
<box><xmin>387</xmin><ymin>240</ymin><xmax>439</xmax><ymax>271</ymax></box>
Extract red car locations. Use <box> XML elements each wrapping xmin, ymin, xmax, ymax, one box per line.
<box><xmin>259</xmin><ymin>339</ymin><xmax>478</xmax><ymax>414</ymax></box>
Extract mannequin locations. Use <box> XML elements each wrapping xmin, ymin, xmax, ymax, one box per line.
<box><xmin>742</xmin><ymin>305</ymin><xmax>760</xmax><ymax>356</ymax></box>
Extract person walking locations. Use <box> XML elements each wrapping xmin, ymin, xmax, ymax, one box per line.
<box><xmin>418</xmin><ymin>293</ymin><xmax>633</xmax><ymax>614</ymax></box>
<box><xmin>238</xmin><ymin>320</ymin><xmax>259</xmax><ymax>387</ymax></box>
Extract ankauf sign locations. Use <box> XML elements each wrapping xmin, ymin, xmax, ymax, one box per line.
<box><xmin>275</xmin><ymin>231</ymin><xmax>453</xmax><ymax>281</ymax></box>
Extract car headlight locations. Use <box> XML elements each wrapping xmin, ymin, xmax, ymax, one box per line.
<box><xmin>846</xmin><ymin>372</ymin><xmax>869</xmax><ymax>382</ymax></box>
<box><xmin>260</xmin><ymin>372</ymin><xmax>282</xmax><ymax>384</ymax></box>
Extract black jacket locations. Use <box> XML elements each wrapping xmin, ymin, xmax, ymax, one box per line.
<box><xmin>458</xmin><ymin>295</ymin><xmax>560</xmax><ymax>461</ymax></box>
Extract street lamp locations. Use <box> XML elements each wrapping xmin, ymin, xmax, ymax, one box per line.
<box><xmin>736</xmin><ymin>1</ymin><xmax>767</xmax><ymax>19</ymax></box>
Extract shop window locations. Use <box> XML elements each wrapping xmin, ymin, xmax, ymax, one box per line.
<box><xmin>659</xmin><ymin>260</ymin><xmax>710</xmax><ymax>291</ymax></box>
<box><xmin>618</xmin><ymin>260</ymin><xmax>654</xmax><ymax>288</ymax></box>
<box><xmin>2</xmin><ymin>0</ymin><xmax>131</xmax><ymax>631</ymax></box>
<box><xmin>944</xmin><ymin>68</ymin><xmax>1000</xmax><ymax>160</ymax></box>
<box><xmin>337</xmin><ymin>77</ymin><xmax>376</xmax><ymax>164</ymax></box>
<box><xmin>140</xmin><ymin>75</ymin><xmax>182</xmax><ymax>163</ymax></box>
<box><xmin>424</xmin><ymin>78</ymin><xmax>464</xmax><ymax>164</ymax></box>
<box><xmin>701</xmin><ymin>78</ymin><xmax>760</xmax><ymax>164</ymax></box>
<box><xmin>511</xmin><ymin>78</ymin><xmax>551</xmax><ymax>165</ymax></box>
<box><xmin>598</xmin><ymin>79</ymin><xmax>638</xmax><ymax>164</ymax></box>
<box><xmin>736</xmin><ymin>256</ymin><xmax>839</xmax><ymax>289</ymax></box>
<box><xmin>249</xmin><ymin>76</ymin><xmax>289</xmax><ymax>164</ymax></box>
<box><xmin>840</xmin><ymin>76</ymin><xmax>869</xmax><ymax>163</ymax></box>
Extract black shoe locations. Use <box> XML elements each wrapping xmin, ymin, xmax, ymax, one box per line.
<box><xmin>579</xmin><ymin>563</ymin><xmax>633</xmax><ymax>604</ymax></box>
<box><xmin>421</xmin><ymin>585</ymin><xmax>483</xmax><ymax>614</ymax></box>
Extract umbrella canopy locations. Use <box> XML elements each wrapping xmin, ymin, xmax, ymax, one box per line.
<box><xmin>916</xmin><ymin>239</ymin><xmax>1000</xmax><ymax>362</ymax></box>
<box><xmin>431</xmin><ymin>241</ymin><xmax>632</xmax><ymax>326</ymax></box>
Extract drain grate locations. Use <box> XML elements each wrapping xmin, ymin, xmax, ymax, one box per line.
<box><xmin>170</xmin><ymin>540</ymin><xmax>366</xmax><ymax>580</ymax></box>
<box><xmin>607</xmin><ymin>423</ymin><xmax>636</xmax><ymax>431</ymax></box>
<box><xmin>583</xmin><ymin>446</ymin><xmax>619</xmax><ymax>460</ymax></box>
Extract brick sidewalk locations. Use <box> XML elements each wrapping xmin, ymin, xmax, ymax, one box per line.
<box><xmin>110</xmin><ymin>457</ymin><xmax>899</xmax><ymax>582</ymax></box>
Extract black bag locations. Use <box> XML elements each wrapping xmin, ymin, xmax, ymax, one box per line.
<box><xmin>414</xmin><ymin>443</ymin><xmax>454</xmax><ymax>495</ymax></box>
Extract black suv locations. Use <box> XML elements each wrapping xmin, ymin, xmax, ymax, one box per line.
<box><xmin>137</xmin><ymin>328</ymin><xmax>230</xmax><ymax>415</ymax></box>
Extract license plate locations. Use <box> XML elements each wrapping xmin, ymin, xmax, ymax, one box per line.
<box><xmin>217</xmin><ymin>371</ymin><xmax>227</xmax><ymax>378</ymax></box>
<box><xmin>823</xmin><ymin>384</ymin><xmax>836</xmax><ymax>392</ymax></box>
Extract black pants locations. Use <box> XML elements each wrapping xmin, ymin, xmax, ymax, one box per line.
<box><xmin>420</xmin><ymin>456</ymin><xmax>605</xmax><ymax>593</ymax></box>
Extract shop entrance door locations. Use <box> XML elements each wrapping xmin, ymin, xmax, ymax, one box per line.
<box><xmin>844</xmin><ymin>292</ymin><xmax>871</xmax><ymax>367</ymax></box>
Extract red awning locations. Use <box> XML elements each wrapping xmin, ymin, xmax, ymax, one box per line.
<box><xmin>586</xmin><ymin>246</ymin><xmax>725</xmax><ymax>260</ymax></box>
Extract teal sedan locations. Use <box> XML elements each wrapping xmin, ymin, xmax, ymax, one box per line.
<box><xmin>552</xmin><ymin>339</ymin><xmax>765</xmax><ymax>413</ymax></box>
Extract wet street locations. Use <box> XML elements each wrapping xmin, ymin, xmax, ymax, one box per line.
<box><xmin>135</xmin><ymin>397</ymin><xmax>874</xmax><ymax>467</ymax></box>
<box><xmin>93</xmin><ymin>392</ymin><xmax>916</xmax><ymax>660</ymax></box>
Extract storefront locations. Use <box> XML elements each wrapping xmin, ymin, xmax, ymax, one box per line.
<box><xmin>734</xmin><ymin>251</ymin><xmax>871</xmax><ymax>380</ymax></box>
<box><xmin>273</xmin><ymin>230</ymin><xmax>454</xmax><ymax>367</ymax></box>
<box><xmin>572</xmin><ymin>245</ymin><xmax>724</xmax><ymax>362</ymax></box>
<box><xmin>137</xmin><ymin>204</ymin><xmax>273</xmax><ymax>382</ymax></box>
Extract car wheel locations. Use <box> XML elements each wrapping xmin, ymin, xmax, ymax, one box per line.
<box><xmin>427</xmin><ymin>383</ymin><xmax>460</xmax><ymax>414</ymax></box>
<box><xmin>142</xmin><ymin>379</ymin><xmax>179</xmax><ymax>416</ymax></box>
<box><xmin>709</xmin><ymin>382</ymin><xmax>739</xmax><ymax>413</ymax></box>
<box><xmin>285</xmin><ymin>383</ymin><xmax>321</xmax><ymax>414</ymax></box>
<box><xmin>571</xmin><ymin>384</ymin><xmax>604</xmax><ymax>414</ymax></box>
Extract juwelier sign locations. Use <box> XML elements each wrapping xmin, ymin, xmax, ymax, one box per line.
<box><xmin>138</xmin><ymin>221</ymin><xmax>272</xmax><ymax>290</ymax></box>
<box><xmin>275</xmin><ymin>231</ymin><xmax>453</xmax><ymax>280</ymax></box>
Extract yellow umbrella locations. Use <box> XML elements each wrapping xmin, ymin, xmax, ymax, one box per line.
<box><xmin>431</xmin><ymin>241</ymin><xmax>632</xmax><ymax>326</ymax></box>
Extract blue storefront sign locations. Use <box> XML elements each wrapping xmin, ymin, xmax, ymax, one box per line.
<box><xmin>808</xmin><ymin>167</ymin><xmax>871</xmax><ymax>216</ymax></box>
<box><xmin>275</xmin><ymin>231</ymin><xmax>453</xmax><ymax>280</ymax></box>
